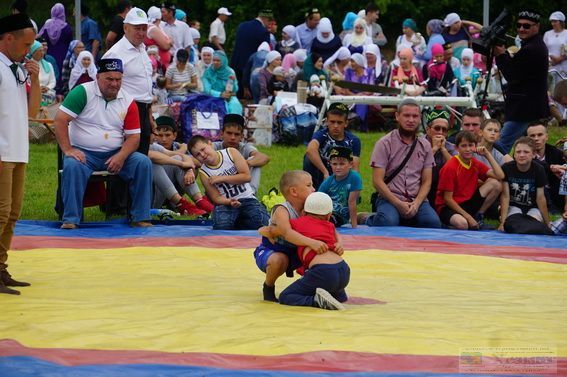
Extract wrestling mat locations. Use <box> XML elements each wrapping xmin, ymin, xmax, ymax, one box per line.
<box><xmin>1</xmin><ymin>220</ymin><xmax>566</xmax><ymax>376</ymax></box>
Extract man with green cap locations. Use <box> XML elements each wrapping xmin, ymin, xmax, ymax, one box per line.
<box><xmin>422</xmin><ymin>107</ymin><xmax>457</xmax><ymax>204</ymax></box>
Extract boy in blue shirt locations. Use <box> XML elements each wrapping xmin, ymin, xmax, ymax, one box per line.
<box><xmin>318</xmin><ymin>147</ymin><xmax>363</xmax><ymax>228</ymax></box>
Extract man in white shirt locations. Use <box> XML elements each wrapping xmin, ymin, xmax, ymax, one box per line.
<box><xmin>0</xmin><ymin>14</ymin><xmax>41</xmax><ymax>295</ymax></box>
<box><xmin>103</xmin><ymin>7</ymin><xmax>154</xmax><ymax>155</ymax></box>
<box><xmin>295</xmin><ymin>8</ymin><xmax>321</xmax><ymax>52</ymax></box>
<box><xmin>160</xmin><ymin>2</ymin><xmax>193</xmax><ymax>57</ymax></box>
<box><xmin>209</xmin><ymin>7</ymin><xmax>231</xmax><ymax>51</ymax></box>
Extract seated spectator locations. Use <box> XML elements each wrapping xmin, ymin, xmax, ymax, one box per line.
<box><xmin>276</xmin><ymin>25</ymin><xmax>300</xmax><ymax>56</ymax></box>
<box><xmin>474</xmin><ymin>119</ymin><xmax>513</xmax><ymax>168</ymax></box>
<box><xmin>442</xmin><ymin>42</ymin><xmax>461</xmax><ymax>70</ymax></box>
<box><xmin>499</xmin><ymin>137</ymin><xmax>550</xmax><ymax>232</ymax></box>
<box><xmin>295</xmin><ymin>52</ymin><xmax>329</xmax><ymax>87</ymax></box>
<box><xmin>318</xmin><ymin>147</ymin><xmax>362</xmax><ymax>228</ymax></box>
<box><xmin>54</xmin><ymin>58</ymin><xmax>152</xmax><ymax>229</ymax></box>
<box><xmin>441</xmin><ymin>12</ymin><xmax>481</xmax><ymax>60</ymax></box>
<box><xmin>448</xmin><ymin>107</ymin><xmax>484</xmax><ymax>143</ymax></box>
<box><xmin>37</xmin><ymin>36</ymin><xmax>60</xmax><ymax>83</ymax></box>
<box><xmin>59</xmin><ymin>40</ymin><xmax>84</xmax><ymax>97</ymax></box>
<box><xmin>267</xmin><ymin>66</ymin><xmax>290</xmax><ymax>104</ymax></box>
<box><xmin>189</xmin><ymin>27</ymin><xmax>200</xmax><ymax>64</ymax></box>
<box><xmin>340</xmin><ymin>53</ymin><xmax>373</xmax><ymax>131</ymax></box>
<box><xmin>257</xmin><ymin>50</ymin><xmax>282</xmax><ymax>103</ymax></box>
<box><xmin>366</xmin><ymin>98</ymin><xmax>441</xmax><ymax>228</ymax></box>
<box><xmin>243</xmin><ymin>42</ymin><xmax>270</xmax><ymax>99</ymax></box>
<box><xmin>363</xmin><ymin>43</ymin><xmax>382</xmax><ymax>84</ymax></box>
<box><xmin>435</xmin><ymin>131</ymin><xmax>504</xmax><ymax>230</ymax></box>
<box><xmin>422</xmin><ymin>108</ymin><xmax>457</xmax><ymax>205</ymax></box>
<box><xmin>165</xmin><ymin>49</ymin><xmax>198</xmax><ymax>102</ymax></box>
<box><xmin>339</xmin><ymin>12</ymin><xmax>358</xmax><ymax>41</ymax></box>
<box><xmin>195</xmin><ymin>46</ymin><xmax>214</xmax><ymax>91</ymax></box>
<box><xmin>281</xmin><ymin>53</ymin><xmax>299</xmax><ymax>88</ymax></box>
<box><xmin>212</xmin><ymin>114</ymin><xmax>270</xmax><ymax>193</ymax></box>
<box><xmin>29</xmin><ymin>40</ymin><xmax>56</xmax><ymax>106</ymax></box>
<box><xmin>526</xmin><ymin>121</ymin><xmax>567</xmax><ymax>212</ymax></box>
<box><xmin>424</xmin><ymin>19</ymin><xmax>445</xmax><ymax>62</ymax></box>
<box><xmin>310</xmin><ymin>17</ymin><xmax>342</xmax><ymax>62</ymax></box>
<box><xmin>153</xmin><ymin>76</ymin><xmax>169</xmax><ymax>105</ymax></box>
<box><xmin>68</xmin><ymin>50</ymin><xmax>96</xmax><ymax>90</ymax></box>
<box><xmin>147</xmin><ymin>45</ymin><xmax>163</xmax><ymax>79</ymax></box>
<box><xmin>389</xmin><ymin>48</ymin><xmax>425</xmax><ymax>96</ymax></box>
<box><xmin>188</xmin><ymin>135</ymin><xmax>269</xmax><ymax>230</ymax></box>
<box><xmin>323</xmin><ymin>47</ymin><xmax>351</xmax><ymax>81</ymax></box>
<box><xmin>395</xmin><ymin>18</ymin><xmax>426</xmax><ymax>65</ymax></box>
<box><xmin>303</xmin><ymin>103</ymin><xmax>361</xmax><ymax>189</ymax></box>
<box><xmin>202</xmin><ymin>51</ymin><xmax>242</xmax><ymax>114</ymax></box>
<box><xmin>550</xmin><ymin>79</ymin><xmax>567</xmax><ymax>127</ymax></box>
<box><xmin>422</xmin><ymin>43</ymin><xmax>455</xmax><ymax>95</ymax></box>
<box><xmin>343</xmin><ymin>18</ymin><xmax>372</xmax><ymax>54</ymax></box>
<box><xmin>454</xmin><ymin>48</ymin><xmax>480</xmax><ymax>89</ymax></box>
<box><xmin>150</xmin><ymin>116</ymin><xmax>214</xmax><ymax>215</ymax></box>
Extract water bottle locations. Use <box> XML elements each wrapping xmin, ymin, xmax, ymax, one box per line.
<box><xmin>225</xmin><ymin>75</ymin><xmax>235</xmax><ymax>93</ymax></box>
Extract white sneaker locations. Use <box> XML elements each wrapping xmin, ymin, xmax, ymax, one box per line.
<box><xmin>314</xmin><ymin>288</ymin><xmax>346</xmax><ymax>310</ymax></box>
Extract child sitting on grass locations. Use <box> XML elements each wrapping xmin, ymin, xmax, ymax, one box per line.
<box><xmin>318</xmin><ymin>146</ymin><xmax>362</xmax><ymax>227</ymax></box>
<box><xmin>188</xmin><ymin>135</ymin><xmax>269</xmax><ymax>230</ymax></box>
<box><xmin>474</xmin><ymin>119</ymin><xmax>513</xmax><ymax>168</ymax></box>
<box><xmin>499</xmin><ymin>137</ymin><xmax>550</xmax><ymax>232</ymax></box>
<box><xmin>260</xmin><ymin>192</ymin><xmax>349</xmax><ymax>310</ymax></box>
<box><xmin>435</xmin><ymin>131</ymin><xmax>505</xmax><ymax>230</ymax></box>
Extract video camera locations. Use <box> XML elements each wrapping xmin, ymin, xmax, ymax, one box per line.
<box><xmin>472</xmin><ymin>8</ymin><xmax>511</xmax><ymax>56</ymax></box>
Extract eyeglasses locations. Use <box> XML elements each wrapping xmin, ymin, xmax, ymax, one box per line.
<box><xmin>432</xmin><ymin>125</ymin><xmax>449</xmax><ymax>132</ymax></box>
<box><xmin>516</xmin><ymin>22</ymin><xmax>534</xmax><ymax>30</ymax></box>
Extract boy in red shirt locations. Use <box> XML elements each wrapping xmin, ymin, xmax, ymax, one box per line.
<box><xmin>260</xmin><ymin>192</ymin><xmax>350</xmax><ymax>310</ymax></box>
<box><xmin>435</xmin><ymin>131</ymin><xmax>505</xmax><ymax>230</ymax></box>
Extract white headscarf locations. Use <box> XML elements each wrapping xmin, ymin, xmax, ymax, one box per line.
<box><xmin>282</xmin><ymin>25</ymin><xmax>299</xmax><ymax>47</ymax></box>
<box><xmin>345</xmin><ymin>18</ymin><xmax>369</xmax><ymax>47</ymax></box>
<box><xmin>69</xmin><ymin>51</ymin><xmax>96</xmax><ymax>89</ymax></box>
<box><xmin>350</xmin><ymin>53</ymin><xmax>367</xmax><ymax>68</ymax></box>
<box><xmin>324</xmin><ymin>46</ymin><xmax>351</xmax><ymax>68</ymax></box>
<box><xmin>147</xmin><ymin>6</ymin><xmax>161</xmax><ymax>23</ymax></box>
<box><xmin>293</xmin><ymin>49</ymin><xmax>307</xmax><ymax>63</ymax></box>
<box><xmin>459</xmin><ymin>48</ymin><xmax>475</xmax><ymax>78</ymax></box>
<box><xmin>265</xmin><ymin>50</ymin><xmax>282</xmax><ymax>66</ymax></box>
<box><xmin>257</xmin><ymin>42</ymin><xmax>271</xmax><ymax>52</ymax></box>
<box><xmin>200</xmin><ymin>47</ymin><xmax>214</xmax><ymax>68</ymax></box>
<box><xmin>363</xmin><ymin>43</ymin><xmax>382</xmax><ymax>78</ymax></box>
<box><xmin>189</xmin><ymin>27</ymin><xmax>200</xmax><ymax>40</ymax></box>
<box><xmin>316</xmin><ymin>17</ymin><xmax>335</xmax><ymax>44</ymax></box>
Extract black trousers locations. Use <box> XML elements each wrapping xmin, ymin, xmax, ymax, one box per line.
<box><xmin>135</xmin><ymin>101</ymin><xmax>152</xmax><ymax>155</ymax></box>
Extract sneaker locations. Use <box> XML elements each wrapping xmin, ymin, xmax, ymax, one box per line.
<box><xmin>195</xmin><ymin>196</ymin><xmax>215</xmax><ymax>213</ymax></box>
<box><xmin>177</xmin><ymin>198</ymin><xmax>207</xmax><ymax>216</ymax></box>
<box><xmin>313</xmin><ymin>288</ymin><xmax>346</xmax><ymax>310</ymax></box>
<box><xmin>263</xmin><ymin>283</ymin><xmax>278</xmax><ymax>302</ymax></box>
<box><xmin>474</xmin><ymin>213</ymin><xmax>485</xmax><ymax>229</ymax></box>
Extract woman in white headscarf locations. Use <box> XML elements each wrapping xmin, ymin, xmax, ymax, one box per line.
<box><xmin>68</xmin><ymin>50</ymin><xmax>96</xmax><ymax>89</ymax></box>
<box><xmin>293</xmin><ymin>49</ymin><xmax>307</xmax><ymax>69</ymax></box>
<box><xmin>453</xmin><ymin>48</ymin><xmax>480</xmax><ymax>89</ymax></box>
<box><xmin>323</xmin><ymin>46</ymin><xmax>351</xmax><ymax>81</ymax></box>
<box><xmin>341</xmin><ymin>53</ymin><xmax>374</xmax><ymax>130</ymax></box>
<box><xmin>195</xmin><ymin>46</ymin><xmax>214</xmax><ymax>91</ymax></box>
<box><xmin>256</xmin><ymin>50</ymin><xmax>282</xmax><ymax>102</ymax></box>
<box><xmin>342</xmin><ymin>18</ymin><xmax>372</xmax><ymax>54</ymax></box>
<box><xmin>145</xmin><ymin>5</ymin><xmax>173</xmax><ymax>69</ymax></box>
<box><xmin>544</xmin><ymin>11</ymin><xmax>567</xmax><ymax>92</ymax></box>
<box><xmin>363</xmin><ymin>43</ymin><xmax>382</xmax><ymax>84</ymax></box>
<box><xmin>311</xmin><ymin>17</ymin><xmax>342</xmax><ymax>61</ymax></box>
<box><xmin>276</xmin><ymin>25</ymin><xmax>300</xmax><ymax>56</ymax></box>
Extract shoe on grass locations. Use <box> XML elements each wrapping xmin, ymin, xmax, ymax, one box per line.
<box><xmin>314</xmin><ymin>288</ymin><xmax>345</xmax><ymax>310</ymax></box>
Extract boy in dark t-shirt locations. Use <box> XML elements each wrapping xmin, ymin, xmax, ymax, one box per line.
<box><xmin>499</xmin><ymin>137</ymin><xmax>550</xmax><ymax>231</ymax></box>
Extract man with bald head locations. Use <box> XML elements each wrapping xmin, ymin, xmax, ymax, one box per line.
<box><xmin>0</xmin><ymin>13</ymin><xmax>41</xmax><ymax>294</ymax></box>
<box><xmin>54</xmin><ymin>58</ymin><xmax>152</xmax><ymax>231</ymax></box>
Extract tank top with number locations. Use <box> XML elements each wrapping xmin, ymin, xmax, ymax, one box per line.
<box><xmin>200</xmin><ymin>148</ymin><xmax>255</xmax><ymax>200</ymax></box>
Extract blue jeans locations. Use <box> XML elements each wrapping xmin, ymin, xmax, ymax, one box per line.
<box><xmin>496</xmin><ymin>120</ymin><xmax>529</xmax><ymax>154</ymax></box>
<box><xmin>62</xmin><ymin>149</ymin><xmax>152</xmax><ymax>224</ymax></box>
<box><xmin>367</xmin><ymin>197</ymin><xmax>441</xmax><ymax>228</ymax></box>
<box><xmin>279</xmin><ymin>261</ymin><xmax>350</xmax><ymax>307</ymax></box>
<box><xmin>212</xmin><ymin>198</ymin><xmax>269</xmax><ymax>230</ymax></box>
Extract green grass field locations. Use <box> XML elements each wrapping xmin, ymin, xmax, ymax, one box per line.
<box><xmin>21</xmin><ymin>127</ymin><xmax>565</xmax><ymax>221</ymax></box>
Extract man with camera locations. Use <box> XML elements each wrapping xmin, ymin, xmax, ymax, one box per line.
<box><xmin>493</xmin><ymin>10</ymin><xmax>550</xmax><ymax>153</ymax></box>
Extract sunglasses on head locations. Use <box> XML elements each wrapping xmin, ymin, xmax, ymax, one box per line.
<box><xmin>516</xmin><ymin>22</ymin><xmax>533</xmax><ymax>30</ymax></box>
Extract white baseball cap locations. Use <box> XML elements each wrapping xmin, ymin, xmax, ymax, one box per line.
<box><xmin>304</xmin><ymin>192</ymin><xmax>333</xmax><ymax>216</ymax></box>
<box><xmin>218</xmin><ymin>7</ymin><xmax>232</xmax><ymax>16</ymax></box>
<box><xmin>124</xmin><ymin>7</ymin><xmax>149</xmax><ymax>25</ymax></box>
<box><xmin>550</xmin><ymin>11</ymin><xmax>565</xmax><ymax>22</ymax></box>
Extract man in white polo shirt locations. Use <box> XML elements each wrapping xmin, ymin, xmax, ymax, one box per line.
<box><xmin>103</xmin><ymin>7</ymin><xmax>154</xmax><ymax>155</ymax></box>
<box><xmin>160</xmin><ymin>2</ymin><xmax>193</xmax><ymax>57</ymax></box>
<box><xmin>54</xmin><ymin>58</ymin><xmax>153</xmax><ymax>230</ymax></box>
<box><xmin>209</xmin><ymin>7</ymin><xmax>231</xmax><ymax>51</ymax></box>
<box><xmin>0</xmin><ymin>13</ymin><xmax>41</xmax><ymax>295</ymax></box>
